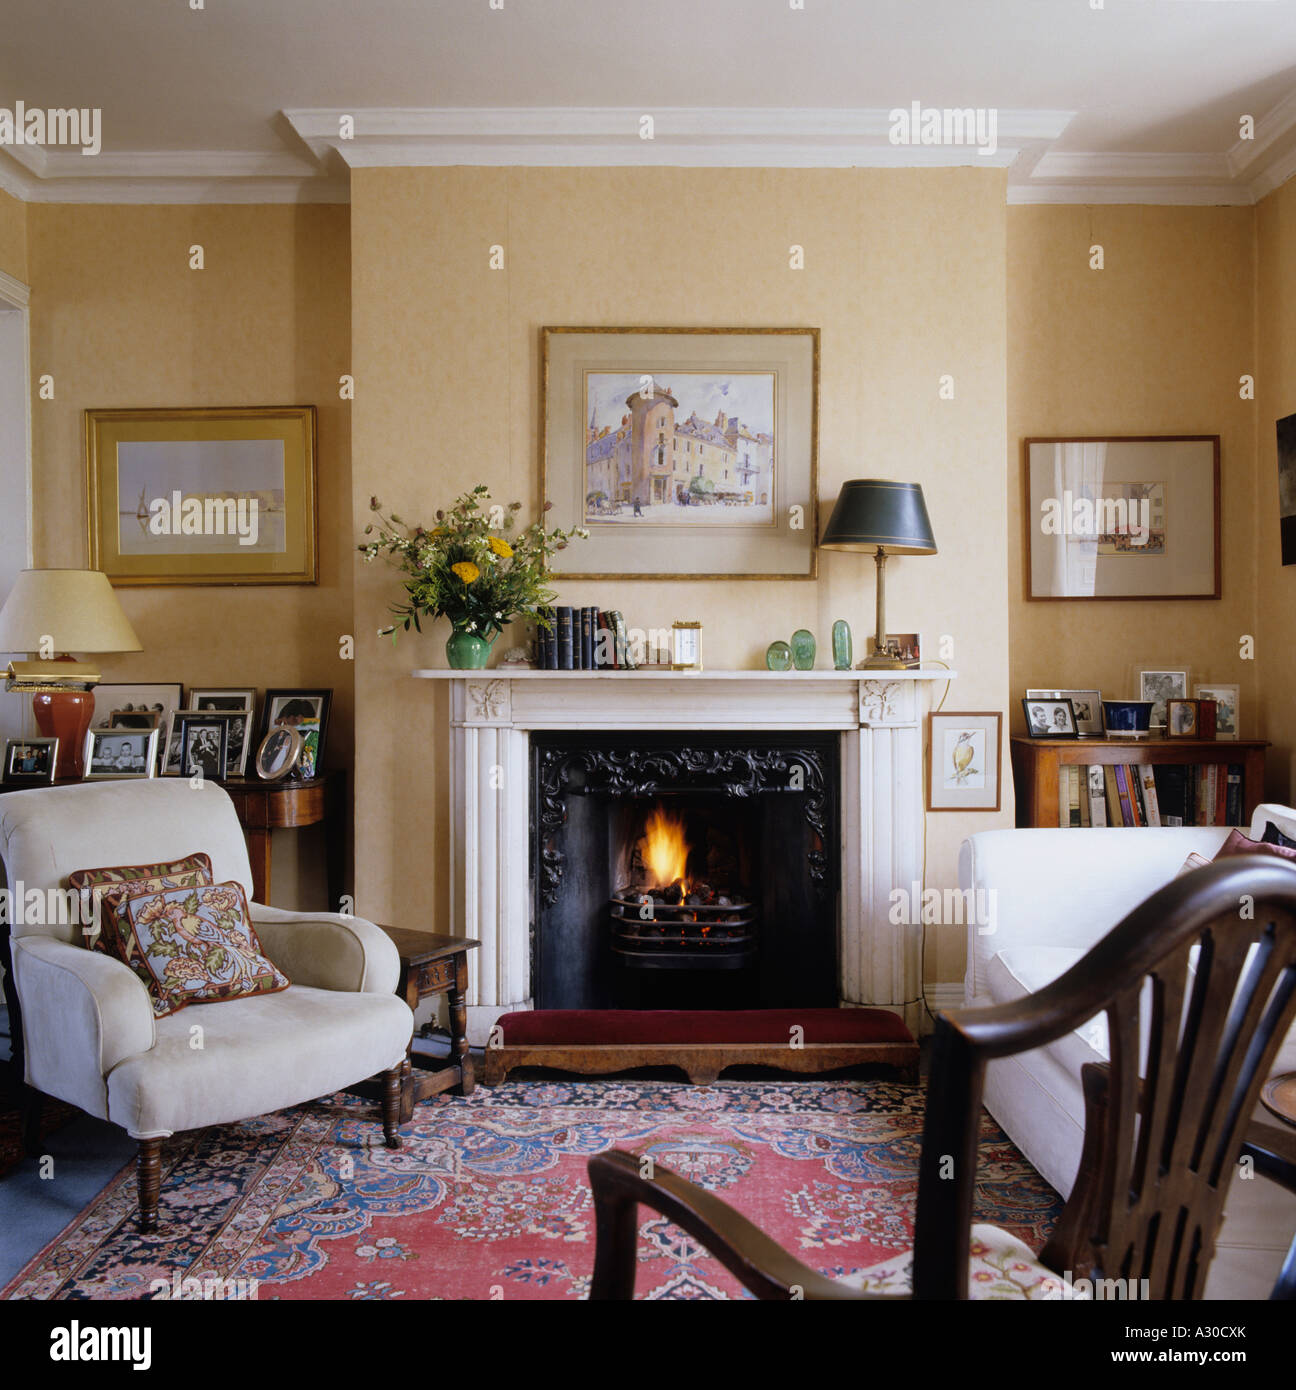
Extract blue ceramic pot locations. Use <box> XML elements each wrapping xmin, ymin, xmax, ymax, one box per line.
<box><xmin>1102</xmin><ymin>700</ymin><xmax>1154</xmax><ymax>738</ymax></box>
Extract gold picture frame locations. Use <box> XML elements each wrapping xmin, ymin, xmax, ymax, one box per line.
<box><xmin>86</xmin><ymin>406</ymin><xmax>318</xmax><ymax>586</ymax></box>
<box><xmin>541</xmin><ymin>327</ymin><xmax>819</xmax><ymax>580</ymax></box>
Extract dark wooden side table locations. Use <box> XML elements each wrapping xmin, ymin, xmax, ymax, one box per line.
<box><xmin>375</xmin><ymin>927</ymin><xmax>480</xmax><ymax>1122</ymax></box>
<box><xmin>218</xmin><ymin>773</ymin><xmax>343</xmax><ymax>910</ymax></box>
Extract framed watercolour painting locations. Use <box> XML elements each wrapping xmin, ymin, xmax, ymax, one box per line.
<box><xmin>86</xmin><ymin>406</ymin><xmax>318</xmax><ymax>586</ymax></box>
<box><xmin>542</xmin><ymin>327</ymin><xmax>818</xmax><ymax>579</ymax></box>
<box><xmin>1025</xmin><ymin>436</ymin><xmax>1219</xmax><ymax>600</ymax></box>
<box><xmin>927</xmin><ymin>712</ymin><xmax>1002</xmax><ymax>812</ymax></box>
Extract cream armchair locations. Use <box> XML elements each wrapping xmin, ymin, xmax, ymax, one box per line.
<box><xmin>1</xmin><ymin>778</ymin><xmax>413</xmax><ymax>1231</ymax></box>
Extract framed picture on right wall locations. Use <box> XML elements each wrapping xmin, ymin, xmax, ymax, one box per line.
<box><xmin>927</xmin><ymin>711</ymin><xmax>1003</xmax><ymax>812</ymax></box>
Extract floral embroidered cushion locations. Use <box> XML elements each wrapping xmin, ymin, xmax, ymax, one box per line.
<box><xmin>68</xmin><ymin>854</ymin><xmax>214</xmax><ymax>958</ymax></box>
<box><xmin>843</xmin><ymin>1224</ymin><xmax>1072</xmax><ymax>1300</ymax></box>
<box><xmin>107</xmin><ymin>880</ymin><xmax>289</xmax><ymax>1019</ymax></box>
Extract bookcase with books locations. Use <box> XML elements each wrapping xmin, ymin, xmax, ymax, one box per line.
<box><xmin>1009</xmin><ymin>737</ymin><xmax>1267</xmax><ymax>829</ymax></box>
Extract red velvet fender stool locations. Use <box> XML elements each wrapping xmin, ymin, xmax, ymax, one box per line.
<box><xmin>480</xmin><ymin>1008</ymin><xmax>919</xmax><ymax>1086</ymax></box>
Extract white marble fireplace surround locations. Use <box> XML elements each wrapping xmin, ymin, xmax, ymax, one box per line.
<box><xmin>412</xmin><ymin>669</ymin><xmax>954</xmax><ymax>1045</ymax></box>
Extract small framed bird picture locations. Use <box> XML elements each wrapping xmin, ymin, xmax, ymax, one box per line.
<box><xmin>927</xmin><ymin>711</ymin><xmax>1003</xmax><ymax>812</ymax></box>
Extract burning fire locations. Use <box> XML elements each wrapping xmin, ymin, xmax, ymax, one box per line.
<box><xmin>639</xmin><ymin>804</ymin><xmax>689</xmax><ymax>890</ymax></box>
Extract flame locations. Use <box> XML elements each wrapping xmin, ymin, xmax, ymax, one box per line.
<box><xmin>640</xmin><ymin>804</ymin><xmax>689</xmax><ymax>889</ymax></box>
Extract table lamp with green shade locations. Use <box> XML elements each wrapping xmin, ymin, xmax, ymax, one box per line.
<box><xmin>818</xmin><ymin>480</ymin><xmax>937</xmax><ymax>670</ymax></box>
<box><xmin>0</xmin><ymin>569</ymin><xmax>143</xmax><ymax>778</ymax></box>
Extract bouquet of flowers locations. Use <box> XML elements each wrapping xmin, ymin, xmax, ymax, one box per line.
<box><xmin>359</xmin><ymin>487</ymin><xmax>587</xmax><ymax>658</ymax></box>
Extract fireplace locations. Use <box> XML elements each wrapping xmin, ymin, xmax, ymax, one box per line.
<box><xmin>531</xmin><ymin>732</ymin><xmax>839</xmax><ymax>1011</ymax></box>
<box><xmin>416</xmin><ymin>669</ymin><xmax>951</xmax><ymax>1043</ymax></box>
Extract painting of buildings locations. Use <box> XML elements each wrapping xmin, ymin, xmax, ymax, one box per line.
<box><xmin>583</xmin><ymin>372</ymin><xmax>775</xmax><ymax>525</ymax></box>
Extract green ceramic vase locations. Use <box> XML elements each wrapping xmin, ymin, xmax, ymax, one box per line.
<box><xmin>446</xmin><ymin>629</ymin><xmax>494</xmax><ymax>669</ymax></box>
<box><xmin>791</xmin><ymin>628</ymin><xmax>816</xmax><ymax>671</ymax></box>
<box><xmin>765</xmin><ymin>640</ymin><xmax>793</xmax><ymax>671</ymax></box>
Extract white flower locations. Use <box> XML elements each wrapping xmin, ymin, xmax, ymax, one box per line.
<box><xmin>494</xmin><ymin>611</ymin><xmax>503</xmax><ymax>620</ymax></box>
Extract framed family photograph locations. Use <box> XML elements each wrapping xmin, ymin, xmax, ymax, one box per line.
<box><xmin>1137</xmin><ymin>668</ymin><xmax>1190</xmax><ymax>730</ymax></box>
<box><xmin>260</xmin><ymin>689</ymin><xmax>331</xmax><ymax>764</ymax></box>
<box><xmin>83</xmin><ymin>729</ymin><xmax>158</xmax><ymax>780</ymax></box>
<box><xmin>1194</xmin><ymin>683</ymin><xmax>1239</xmax><ymax>740</ymax></box>
<box><xmin>255</xmin><ymin>725</ymin><xmax>303</xmax><ymax>781</ymax></box>
<box><xmin>1023</xmin><ymin>697</ymin><xmax>1078</xmax><ymax>739</ymax></box>
<box><xmin>86</xmin><ymin>406</ymin><xmax>318</xmax><ymax>586</ymax></box>
<box><xmin>91</xmin><ymin>683</ymin><xmax>183</xmax><ymax>735</ymax></box>
<box><xmin>1025</xmin><ymin>436</ymin><xmax>1220</xmax><ymax>600</ymax></box>
<box><xmin>1166</xmin><ymin>699</ymin><xmax>1200</xmax><ymax>739</ymax></box>
<box><xmin>927</xmin><ymin>712</ymin><xmax>1002</xmax><ymax>811</ymax></box>
<box><xmin>1026</xmin><ymin>688</ymin><xmax>1103</xmax><ymax>737</ymax></box>
<box><xmin>188</xmin><ymin>690</ymin><xmax>257</xmax><ymax>774</ymax></box>
<box><xmin>542</xmin><ymin>327</ymin><xmax>819</xmax><ymax>579</ymax></box>
<box><xmin>4</xmin><ymin>737</ymin><xmax>58</xmax><ymax>784</ymax></box>
<box><xmin>178</xmin><ymin>715</ymin><xmax>229</xmax><ymax>779</ymax></box>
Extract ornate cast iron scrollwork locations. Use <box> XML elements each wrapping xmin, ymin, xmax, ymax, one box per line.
<box><xmin>535</xmin><ymin>743</ymin><xmax>832</xmax><ymax>907</ymax></box>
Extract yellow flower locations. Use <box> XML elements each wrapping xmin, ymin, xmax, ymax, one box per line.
<box><xmin>451</xmin><ymin>561</ymin><xmax>480</xmax><ymax>584</ymax></box>
<box><xmin>432</xmin><ymin>527</ymin><xmax>448</xmax><ymax>537</ymax></box>
<box><xmin>488</xmin><ymin>536</ymin><xmax>513</xmax><ymax>558</ymax></box>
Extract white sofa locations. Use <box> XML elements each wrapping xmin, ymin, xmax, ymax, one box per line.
<box><xmin>960</xmin><ymin>802</ymin><xmax>1296</xmax><ymax>1301</ymax></box>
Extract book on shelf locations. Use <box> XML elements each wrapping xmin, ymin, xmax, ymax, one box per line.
<box><xmin>597</xmin><ymin>611</ymin><xmax>616</xmax><ymax>668</ymax></box>
<box><xmin>556</xmin><ymin>606</ymin><xmax>574</xmax><ymax>670</ymax></box>
<box><xmin>1138</xmin><ymin>765</ymin><xmax>1161</xmax><ymax>826</ymax></box>
<box><xmin>1225</xmin><ymin>764</ymin><xmax>1243</xmax><ymax>826</ymax></box>
<box><xmin>580</xmin><ymin>607</ymin><xmax>595</xmax><ymax>670</ymax></box>
<box><xmin>1103</xmin><ymin>766</ymin><xmax>1122</xmax><ymax>827</ymax></box>
<box><xmin>1069</xmin><ymin>766</ymin><xmax>1083</xmax><ymax>827</ymax></box>
<box><xmin>1086</xmin><ymin>766</ymin><xmax>1108</xmax><ymax>826</ymax></box>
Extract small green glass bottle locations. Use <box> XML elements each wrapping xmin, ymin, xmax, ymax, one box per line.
<box><xmin>831</xmin><ymin>619</ymin><xmax>853</xmax><ymax>670</ymax></box>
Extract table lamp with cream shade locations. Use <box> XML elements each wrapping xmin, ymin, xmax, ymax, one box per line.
<box><xmin>818</xmin><ymin>480</ymin><xmax>937</xmax><ymax>670</ymax></box>
<box><xmin>0</xmin><ymin>569</ymin><xmax>143</xmax><ymax>778</ymax></box>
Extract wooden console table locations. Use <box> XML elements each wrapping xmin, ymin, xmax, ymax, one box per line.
<box><xmin>218</xmin><ymin>774</ymin><xmax>343</xmax><ymax>909</ymax></box>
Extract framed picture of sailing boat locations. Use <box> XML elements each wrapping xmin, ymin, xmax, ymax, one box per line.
<box><xmin>86</xmin><ymin>406</ymin><xmax>318</xmax><ymax>585</ymax></box>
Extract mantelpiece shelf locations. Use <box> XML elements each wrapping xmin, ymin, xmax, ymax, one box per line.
<box><xmin>1010</xmin><ymin>735</ymin><xmax>1267</xmax><ymax>829</ymax></box>
<box><xmin>412</xmin><ymin>668</ymin><xmax>955</xmax><ymax>680</ymax></box>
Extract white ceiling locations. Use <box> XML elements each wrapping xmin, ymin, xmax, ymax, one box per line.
<box><xmin>2</xmin><ymin>0</ymin><xmax>1296</xmax><ymax>203</ymax></box>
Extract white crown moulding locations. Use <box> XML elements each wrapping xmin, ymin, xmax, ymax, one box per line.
<box><xmin>1</xmin><ymin>103</ymin><xmax>1294</xmax><ymax>205</ymax></box>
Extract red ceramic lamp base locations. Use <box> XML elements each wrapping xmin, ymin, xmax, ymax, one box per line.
<box><xmin>33</xmin><ymin>690</ymin><xmax>95</xmax><ymax>779</ymax></box>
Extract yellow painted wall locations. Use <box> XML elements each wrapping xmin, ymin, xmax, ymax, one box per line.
<box><xmin>0</xmin><ymin>188</ymin><xmax>28</xmax><ymax>282</ymax></box>
<box><xmin>1256</xmin><ymin>176</ymin><xmax>1296</xmax><ymax>801</ymax></box>
<box><xmin>25</xmin><ymin>203</ymin><xmax>353</xmax><ymax>906</ymax></box>
<box><xmin>1007</xmin><ymin>206</ymin><xmax>1259</xmax><ymax>752</ymax></box>
<box><xmin>351</xmin><ymin>165</ymin><xmax>1013</xmax><ymax>987</ymax></box>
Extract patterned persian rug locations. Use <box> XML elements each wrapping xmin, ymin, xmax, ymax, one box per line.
<box><xmin>3</xmin><ymin>1079</ymin><xmax>1060</xmax><ymax>1301</ymax></box>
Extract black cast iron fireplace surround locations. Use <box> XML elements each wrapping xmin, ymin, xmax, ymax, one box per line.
<box><xmin>530</xmin><ymin>731</ymin><xmax>840</xmax><ymax>1011</ymax></box>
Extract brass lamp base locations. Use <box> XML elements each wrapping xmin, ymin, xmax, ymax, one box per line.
<box><xmin>859</xmin><ymin>653</ymin><xmax>909</xmax><ymax>670</ymax></box>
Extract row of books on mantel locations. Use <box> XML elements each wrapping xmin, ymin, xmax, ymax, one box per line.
<box><xmin>1060</xmin><ymin>761</ymin><xmax>1246</xmax><ymax>828</ymax></box>
<box><xmin>534</xmin><ymin>607</ymin><xmax>639</xmax><ymax>670</ymax></box>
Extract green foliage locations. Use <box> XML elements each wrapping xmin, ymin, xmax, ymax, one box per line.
<box><xmin>358</xmin><ymin>486</ymin><xmax>589</xmax><ymax>641</ymax></box>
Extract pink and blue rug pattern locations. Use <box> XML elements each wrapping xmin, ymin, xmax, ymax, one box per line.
<box><xmin>3</xmin><ymin>1079</ymin><xmax>1060</xmax><ymax>1301</ymax></box>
